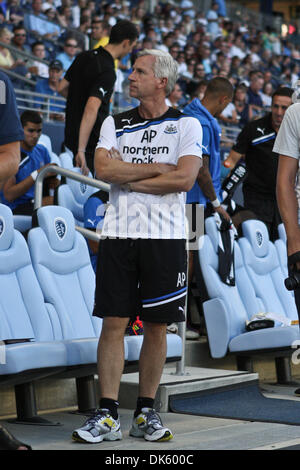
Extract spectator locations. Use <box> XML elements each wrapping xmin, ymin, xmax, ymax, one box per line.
<box><xmin>224</xmin><ymin>87</ymin><xmax>293</xmax><ymax>241</ymax></box>
<box><xmin>247</xmin><ymin>72</ymin><xmax>264</xmax><ymax>117</ymax></box>
<box><xmin>90</xmin><ymin>19</ymin><xmax>110</xmax><ymax>49</ymax></box>
<box><xmin>27</xmin><ymin>41</ymin><xmax>49</xmax><ymax>78</ymax></box>
<box><xmin>165</xmin><ymin>81</ymin><xmax>183</xmax><ymax>109</ymax></box>
<box><xmin>35</xmin><ymin>59</ymin><xmax>65</xmax><ymax>121</ymax></box>
<box><xmin>2</xmin><ymin>110</ymin><xmax>59</xmax><ymax>215</ymax></box>
<box><xmin>6</xmin><ymin>0</ymin><xmax>24</xmax><ymax>26</ymax></box>
<box><xmin>24</xmin><ymin>0</ymin><xmax>61</xmax><ymax>40</ymax></box>
<box><xmin>115</xmin><ymin>77</ymin><xmax>139</xmax><ymax>110</ymax></box>
<box><xmin>56</xmin><ymin>38</ymin><xmax>79</xmax><ymax>73</ymax></box>
<box><xmin>206</xmin><ymin>2</ymin><xmax>220</xmax><ymax>40</ymax></box>
<box><xmin>58</xmin><ymin>20</ymin><xmax>139</xmax><ymax>175</ymax></box>
<box><xmin>10</xmin><ymin>25</ymin><xmax>30</xmax><ymax>62</ymax></box>
<box><xmin>0</xmin><ymin>27</ymin><xmax>15</xmax><ymax>69</ymax></box>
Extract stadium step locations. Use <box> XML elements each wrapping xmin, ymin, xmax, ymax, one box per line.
<box><xmin>119</xmin><ymin>366</ymin><xmax>258</xmax><ymax>412</ymax></box>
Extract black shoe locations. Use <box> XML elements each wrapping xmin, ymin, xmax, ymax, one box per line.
<box><xmin>295</xmin><ymin>388</ymin><xmax>300</xmax><ymax>396</ymax></box>
<box><xmin>0</xmin><ymin>425</ymin><xmax>32</xmax><ymax>450</ymax></box>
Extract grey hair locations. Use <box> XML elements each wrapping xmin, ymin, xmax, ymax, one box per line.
<box><xmin>137</xmin><ymin>49</ymin><xmax>178</xmax><ymax>96</ymax></box>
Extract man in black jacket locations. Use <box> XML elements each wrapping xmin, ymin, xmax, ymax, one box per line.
<box><xmin>223</xmin><ymin>87</ymin><xmax>293</xmax><ymax>241</ymax></box>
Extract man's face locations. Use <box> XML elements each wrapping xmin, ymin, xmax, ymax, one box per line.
<box><xmin>13</xmin><ymin>29</ymin><xmax>26</xmax><ymax>45</ymax></box>
<box><xmin>129</xmin><ymin>55</ymin><xmax>162</xmax><ymax>100</ymax></box>
<box><xmin>64</xmin><ymin>40</ymin><xmax>78</xmax><ymax>57</ymax></box>
<box><xmin>23</xmin><ymin>121</ymin><xmax>42</xmax><ymax>150</ymax></box>
<box><xmin>49</xmin><ymin>67</ymin><xmax>62</xmax><ymax>83</ymax></box>
<box><xmin>271</xmin><ymin>95</ymin><xmax>292</xmax><ymax>130</ymax></box>
<box><xmin>91</xmin><ymin>23</ymin><xmax>104</xmax><ymax>40</ymax></box>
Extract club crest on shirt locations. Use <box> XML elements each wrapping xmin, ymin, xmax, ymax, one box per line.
<box><xmin>54</xmin><ymin>218</ymin><xmax>67</xmax><ymax>240</ymax></box>
<box><xmin>0</xmin><ymin>217</ymin><xmax>4</xmax><ymax>237</ymax></box>
<box><xmin>164</xmin><ymin>124</ymin><xmax>177</xmax><ymax>134</ymax></box>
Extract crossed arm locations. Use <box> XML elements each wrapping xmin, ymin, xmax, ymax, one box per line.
<box><xmin>94</xmin><ymin>147</ymin><xmax>202</xmax><ymax>195</ymax></box>
<box><xmin>0</xmin><ymin>141</ymin><xmax>20</xmax><ymax>190</ymax></box>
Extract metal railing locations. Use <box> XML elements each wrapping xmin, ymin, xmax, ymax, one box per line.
<box><xmin>34</xmin><ymin>165</ymin><xmax>188</xmax><ymax>375</ymax></box>
<box><xmin>15</xmin><ymin>88</ymin><xmax>66</xmax><ymax>121</ymax></box>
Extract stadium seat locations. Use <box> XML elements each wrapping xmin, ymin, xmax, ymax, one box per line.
<box><xmin>56</xmin><ymin>168</ymin><xmax>98</xmax><ymax>226</ymax></box>
<box><xmin>239</xmin><ymin>219</ymin><xmax>298</xmax><ymax>322</ymax></box>
<box><xmin>199</xmin><ymin>216</ymin><xmax>300</xmax><ymax>382</ymax></box>
<box><xmin>27</xmin><ymin>205</ymin><xmax>128</xmax><ymax>411</ymax></box>
<box><xmin>13</xmin><ymin>215</ymin><xmax>32</xmax><ymax>233</ymax></box>
<box><xmin>0</xmin><ymin>204</ymin><xmax>67</xmax><ymax>423</ymax></box>
<box><xmin>59</xmin><ymin>151</ymin><xmax>74</xmax><ymax>170</ymax></box>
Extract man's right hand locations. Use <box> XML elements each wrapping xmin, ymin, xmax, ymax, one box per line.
<box><xmin>75</xmin><ymin>151</ymin><xmax>89</xmax><ymax>176</ymax></box>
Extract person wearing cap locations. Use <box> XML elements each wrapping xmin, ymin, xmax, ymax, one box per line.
<box><xmin>35</xmin><ymin>60</ymin><xmax>65</xmax><ymax>121</ymax></box>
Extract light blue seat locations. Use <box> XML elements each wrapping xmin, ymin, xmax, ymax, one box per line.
<box><xmin>27</xmin><ymin>205</ymin><xmax>103</xmax><ymax>365</ymax></box>
<box><xmin>27</xmin><ymin>205</ymin><xmax>110</xmax><ymax>411</ymax></box>
<box><xmin>59</xmin><ymin>151</ymin><xmax>74</xmax><ymax>170</ymax></box>
<box><xmin>13</xmin><ymin>215</ymin><xmax>32</xmax><ymax>233</ymax></box>
<box><xmin>199</xmin><ymin>217</ymin><xmax>300</xmax><ymax>378</ymax></box>
<box><xmin>0</xmin><ymin>204</ymin><xmax>67</xmax><ymax>421</ymax></box>
<box><xmin>56</xmin><ymin>168</ymin><xmax>98</xmax><ymax>226</ymax></box>
<box><xmin>239</xmin><ymin>219</ymin><xmax>298</xmax><ymax>322</ymax></box>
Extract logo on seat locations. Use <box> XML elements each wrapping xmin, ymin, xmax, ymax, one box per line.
<box><xmin>255</xmin><ymin>230</ymin><xmax>263</xmax><ymax>247</ymax></box>
<box><xmin>80</xmin><ymin>182</ymin><xmax>87</xmax><ymax>194</ymax></box>
<box><xmin>54</xmin><ymin>218</ymin><xmax>67</xmax><ymax>240</ymax></box>
<box><xmin>0</xmin><ymin>216</ymin><xmax>4</xmax><ymax>237</ymax></box>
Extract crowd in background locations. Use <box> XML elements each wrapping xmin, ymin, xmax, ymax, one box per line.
<box><xmin>0</xmin><ymin>0</ymin><xmax>299</xmax><ymax>129</ymax></box>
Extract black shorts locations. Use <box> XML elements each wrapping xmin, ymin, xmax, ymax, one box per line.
<box><xmin>93</xmin><ymin>238</ymin><xmax>187</xmax><ymax>324</ymax></box>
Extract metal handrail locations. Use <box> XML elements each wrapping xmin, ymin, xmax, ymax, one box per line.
<box><xmin>34</xmin><ymin>164</ymin><xmax>188</xmax><ymax>374</ymax></box>
<box><xmin>34</xmin><ymin>165</ymin><xmax>110</xmax><ymax>242</ymax></box>
<box><xmin>0</xmin><ymin>40</ymin><xmax>49</xmax><ymax>65</ymax></box>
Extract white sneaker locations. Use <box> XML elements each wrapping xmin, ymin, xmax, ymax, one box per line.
<box><xmin>186</xmin><ymin>328</ymin><xmax>200</xmax><ymax>340</ymax></box>
<box><xmin>72</xmin><ymin>409</ymin><xmax>122</xmax><ymax>444</ymax></box>
<box><xmin>129</xmin><ymin>408</ymin><xmax>173</xmax><ymax>442</ymax></box>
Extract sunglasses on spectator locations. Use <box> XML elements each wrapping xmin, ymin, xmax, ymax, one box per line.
<box><xmin>66</xmin><ymin>43</ymin><xmax>77</xmax><ymax>47</ymax></box>
<box><xmin>15</xmin><ymin>33</ymin><xmax>26</xmax><ymax>37</ymax></box>
<box><xmin>27</xmin><ymin>128</ymin><xmax>42</xmax><ymax>133</ymax></box>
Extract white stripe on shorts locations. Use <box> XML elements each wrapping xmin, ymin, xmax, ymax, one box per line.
<box><xmin>142</xmin><ymin>291</ymin><xmax>187</xmax><ymax>308</ymax></box>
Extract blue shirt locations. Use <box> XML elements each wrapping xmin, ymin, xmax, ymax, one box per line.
<box><xmin>35</xmin><ymin>79</ymin><xmax>64</xmax><ymax>113</ymax></box>
<box><xmin>55</xmin><ymin>52</ymin><xmax>75</xmax><ymax>73</ymax></box>
<box><xmin>2</xmin><ymin>144</ymin><xmax>50</xmax><ymax>210</ymax></box>
<box><xmin>183</xmin><ymin>98</ymin><xmax>222</xmax><ymax>205</ymax></box>
<box><xmin>0</xmin><ymin>71</ymin><xmax>24</xmax><ymax>145</ymax></box>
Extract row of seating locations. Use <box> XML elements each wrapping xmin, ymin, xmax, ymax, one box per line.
<box><xmin>0</xmin><ymin>203</ymin><xmax>182</xmax><ymax>423</ymax></box>
<box><xmin>199</xmin><ymin>216</ymin><xmax>299</xmax><ymax>383</ymax></box>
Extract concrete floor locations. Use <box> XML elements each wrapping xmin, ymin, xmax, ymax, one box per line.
<box><xmin>3</xmin><ymin>375</ymin><xmax>300</xmax><ymax>451</ymax></box>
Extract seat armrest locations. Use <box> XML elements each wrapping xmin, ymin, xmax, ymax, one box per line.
<box><xmin>203</xmin><ymin>298</ymin><xmax>231</xmax><ymax>358</ymax></box>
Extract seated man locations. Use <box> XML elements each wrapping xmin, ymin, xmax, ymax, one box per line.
<box><xmin>2</xmin><ymin>111</ymin><xmax>59</xmax><ymax>215</ymax></box>
<box><xmin>35</xmin><ymin>60</ymin><xmax>65</xmax><ymax>121</ymax></box>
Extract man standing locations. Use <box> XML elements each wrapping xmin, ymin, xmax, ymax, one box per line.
<box><xmin>58</xmin><ymin>20</ymin><xmax>138</xmax><ymax>175</ymax></box>
<box><xmin>224</xmin><ymin>87</ymin><xmax>293</xmax><ymax>241</ymax></box>
<box><xmin>0</xmin><ymin>71</ymin><xmax>31</xmax><ymax>451</ymax></box>
<box><xmin>183</xmin><ymin>77</ymin><xmax>233</xmax><ymax>337</ymax></box>
<box><xmin>72</xmin><ymin>49</ymin><xmax>203</xmax><ymax>444</ymax></box>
